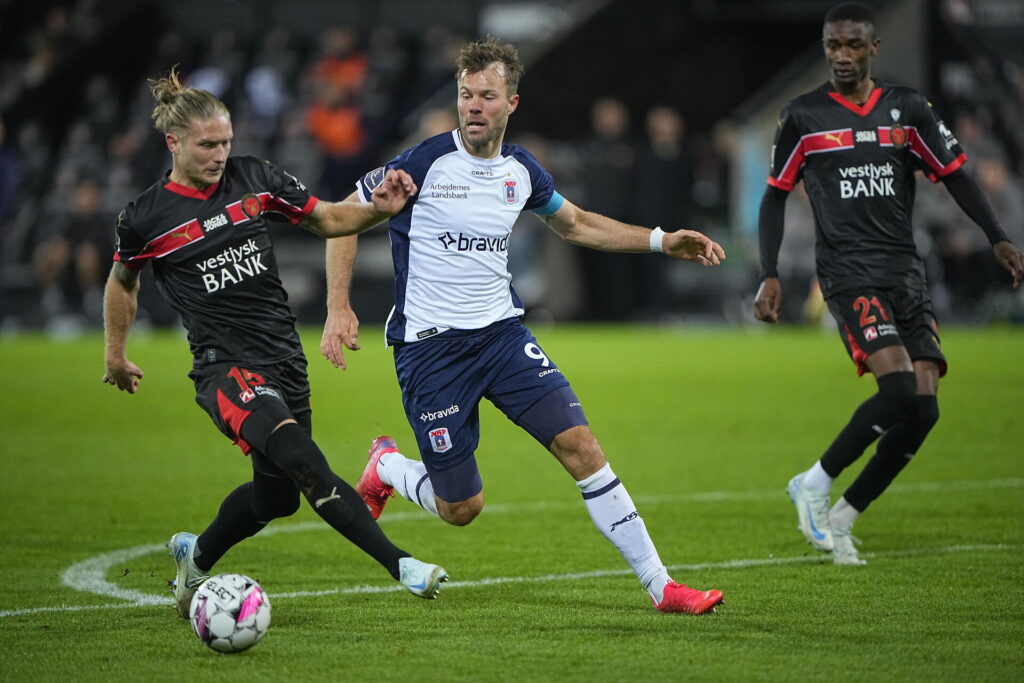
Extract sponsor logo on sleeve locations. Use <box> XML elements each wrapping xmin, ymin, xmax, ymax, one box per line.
<box><xmin>938</xmin><ymin>120</ymin><xmax>959</xmax><ymax>150</ymax></box>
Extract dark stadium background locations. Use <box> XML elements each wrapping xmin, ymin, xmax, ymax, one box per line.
<box><xmin>1</xmin><ymin>0</ymin><xmax>1020</xmax><ymax>330</ymax></box>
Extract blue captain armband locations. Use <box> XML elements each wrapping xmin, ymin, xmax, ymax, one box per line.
<box><xmin>532</xmin><ymin>192</ymin><xmax>565</xmax><ymax>216</ymax></box>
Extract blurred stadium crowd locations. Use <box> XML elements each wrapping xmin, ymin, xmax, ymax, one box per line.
<box><xmin>0</xmin><ymin>0</ymin><xmax>1022</xmax><ymax>336</ymax></box>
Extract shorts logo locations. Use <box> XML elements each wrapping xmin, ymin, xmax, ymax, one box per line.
<box><xmin>239</xmin><ymin>388</ymin><xmax>256</xmax><ymax>403</ymax></box>
<box><xmin>420</xmin><ymin>404</ymin><xmax>460</xmax><ymax>422</ymax></box>
<box><xmin>504</xmin><ymin>178</ymin><xmax>517</xmax><ymax>204</ymax></box>
<box><xmin>253</xmin><ymin>385</ymin><xmax>281</xmax><ymax>399</ymax></box>
<box><xmin>864</xmin><ymin>326</ymin><xmax>878</xmax><ymax>341</ymax></box>
<box><xmin>429</xmin><ymin>427</ymin><xmax>452</xmax><ymax>454</ymax></box>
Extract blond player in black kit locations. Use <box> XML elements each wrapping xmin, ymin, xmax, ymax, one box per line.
<box><xmin>754</xmin><ymin>3</ymin><xmax>1024</xmax><ymax>565</ymax></box>
<box><xmin>102</xmin><ymin>68</ymin><xmax>448</xmax><ymax>617</ymax></box>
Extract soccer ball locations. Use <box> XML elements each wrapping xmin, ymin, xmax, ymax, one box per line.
<box><xmin>189</xmin><ymin>573</ymin><xmax>271</xmax><ymax>653</ymax></box>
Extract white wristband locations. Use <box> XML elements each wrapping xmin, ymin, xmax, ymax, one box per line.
<box><xmin>649</xmin><ymin>227</ymin><xmax>665</xmax><ymax>254</ymax></box>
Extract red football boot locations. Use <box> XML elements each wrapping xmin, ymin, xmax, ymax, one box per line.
<box><xmin>356</xmin><ymin>435</ymin><xmax>399</xmax><ymax>519</ymax></box>
<box><xmin>653</xmin><ymin>581</ymin><xmax>724</xmax><ymax>614</ymax></box>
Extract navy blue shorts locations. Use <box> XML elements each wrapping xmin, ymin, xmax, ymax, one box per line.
<box><xmin>392</xmin><ymin>318</ymin><xmax>588</xmax><ymax>501</ymax></box>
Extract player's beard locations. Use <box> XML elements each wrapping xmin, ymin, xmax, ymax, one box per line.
<box><xmin>461</xmin><ymin>113</ymin><xmax>508</xmax><ymax>154</ymax></box>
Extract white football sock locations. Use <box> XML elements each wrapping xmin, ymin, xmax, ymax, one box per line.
<box><xmin>378</xmin><ymin>452</ymin><xmax>438</xmax><ymax>517</ymax></box>
<box><xmin>830</xmin><ymin>496</ymin><xmax>860</xmax><ymax>530</ymax></box>
<box><xmin>802</xmin><ymin>460</ymin><xmax>834</xmax><ymax>495</ymax></box>
<box><xmin>577</xmin><ymin>464</ymin><xmax>670</xmax><ymax>603</ymax></box>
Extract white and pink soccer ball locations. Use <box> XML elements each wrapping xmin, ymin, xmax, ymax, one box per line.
<box><xmin>189</xmin><ymin>574</ymin><xmax>271</xmax><ymax>653</ymax></box>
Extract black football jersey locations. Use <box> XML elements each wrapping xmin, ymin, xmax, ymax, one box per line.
<box><xmin>114</xmin><ymin>156</ymin><xmax>318</xmax><ymax>367</ymax></box>
<box><xmin>768</xmin><ymin>80</ymin><xmax>965</xmax><ymax>295</ymax></box>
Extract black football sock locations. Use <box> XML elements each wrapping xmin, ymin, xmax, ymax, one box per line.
<box><xmin>265</xmin><ymin>424</ymin><xmax>409</xmax><ymax>580</ymax></box>
<box><xmin>842</xmin><ymin>395</ymin><xmax>939</xmax><ymax>511</ymax></box>
<box><xmin>819</xmin><ymin>371</ymin><xmax>917</xmax><ymax>477</ymax></box>
<box><xmin>195</xmin><ymin>483</ymin><xmax>266</xmax><ymax>572</ymax></box>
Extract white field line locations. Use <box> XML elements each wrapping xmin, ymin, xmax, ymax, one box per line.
<box><xmin>0</xmin><ymin>477</ymin><xmax>1018</xmax><ymax>619</ymax></box>
<box><xmin>2</xmin><ymin>543</ymin><xmax>1015</xmax><ymax>619</ymax></box>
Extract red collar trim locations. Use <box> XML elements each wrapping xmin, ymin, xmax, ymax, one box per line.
<box><xmin>163</xmin><ymin>178</ymin><xmax>221</xmax><ymax>199</ymax></box>
<box><xmin>828</xmin><ymin>87</ymin><xmax>882</xmax><ymax>116</ymax></box>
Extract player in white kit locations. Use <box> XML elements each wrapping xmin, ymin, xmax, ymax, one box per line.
<box><xmin>323</xmin><ymin>37</ymin><xmax>726</xmax><ymax>614</ymax></box>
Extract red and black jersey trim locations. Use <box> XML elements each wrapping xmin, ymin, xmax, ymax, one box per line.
<box><xmin>768</xmin><ymin>129</ymin><xmax>854</xmax><ymax>191</ymax></box>
<box><xmin>163</xmin><ymin>179</ymin><xmax>222</xmax><ymax>199</ymax></box>
<box><xmin>115</xmin><ymin>218</ymin><xmax>205</xmax><ymax>269</ymax></box>
<box><xmin>877</xmin><ymin>126</ymin><xmax>966</xmax><ymax>181</ymax></box>
<box><xmin>224</xmin><ymin>191</ymin><xmax>318</xmax><ymax>225</ymax></box>
<box><xmin>827</xmin><ymin>87</ymin><xmax>883</xmax><ymax>117</ymax></box>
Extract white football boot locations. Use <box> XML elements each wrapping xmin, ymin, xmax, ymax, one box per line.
<box><xmin>167</xmin><ymin>532</ymin><xmax>210</xmax><ymax>618</ymax></box>
<box><xmin>831</xmin><ymin>524</ymin><xmax>867</xmax><ymax>566</ymax></box>
<box><xmin>787</xmin><ymin>473</ymin><xmax>834</xmax><ymax>552</ymax></box>
<box><xmin>398</xmin><ymin>557</ymin><xmax>448</xmax><ymax>599</ymax></box>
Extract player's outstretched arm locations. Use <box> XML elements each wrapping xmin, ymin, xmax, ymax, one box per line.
<box><xmin>661</xmin><ymin>229</ymin><xmax>726</xmax><ymax>266</ymax></box>
<box><xmin>321</xmin><ymin>236</ymin><xmax>361</xmax><ymax>370</ymax></box>
<box><xmin>102</xmin><ymin>262</ymin><xmax>145</xmax><ymax>393</ymax></box>
<box><xmin>304</xmin><ymin>169</ymin><xmax>417</xmax><ymax>238</ymax></box>
<box><xmin>541</xmin><ymin>196</ymin><xmax>724</xmax><ymax>265</ymax></box>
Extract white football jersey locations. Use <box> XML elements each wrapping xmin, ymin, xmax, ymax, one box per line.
<box><xmin>357</xmin><ymin>130</ymin><xmax>563</xmax><ymax>344</ymax></box>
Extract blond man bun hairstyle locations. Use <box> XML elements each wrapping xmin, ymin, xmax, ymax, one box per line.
<box><xmin>148</xmin><ymin>66</ymin><xmax>229</xmax><ymax>136</ymax></box>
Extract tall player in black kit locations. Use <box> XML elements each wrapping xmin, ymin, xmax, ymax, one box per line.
<box><xmin>102</xmin><ymin>68</ymin><xmax>448</xmax><ymax>617</ymax></box>
<box><xmin>754</xmin><ymin>4</ymin><xmax>1024</xmax><ymax>564</ymax></box>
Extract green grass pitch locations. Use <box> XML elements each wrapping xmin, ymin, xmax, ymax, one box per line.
<box><xmin>1</xmin><ymin>324</ymin><xmax>1021</xmax><ymax>681</ymax></box>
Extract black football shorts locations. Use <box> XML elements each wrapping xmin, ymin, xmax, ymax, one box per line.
<box><xmin>191</xmin><ymin>354</ymin><xmax>312</xmax><ymax>455</ymax></box>
<box><xmin>826</xmin><ymin>285</ymin><xmax>947</xmax><ymax>377</ymax></box>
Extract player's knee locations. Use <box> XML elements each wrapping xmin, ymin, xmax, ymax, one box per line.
<box><xmin>264</xmin><ymin>423</ymin><xmax>332</xmax><ymax>493</ymax></box>
<box><xmin>438</xmin><ymin>496</ymin><xmax>483</xmax><ymax>526</ymax></box>
<box><xmin>252</xmin><ymin>490</ymin><xmax>301</xmax><ymax>521</ymax></box>
<box><xmin>551</xmin><ymin>427</ymin><xmax>607</xmax><ymax>479</ymax></box>
<box><xmin>876</xmin><ymin>371</ymin><xmax>917</xmax><ymax>417</ymax></box>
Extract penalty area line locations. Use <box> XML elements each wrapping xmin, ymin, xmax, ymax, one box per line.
<box><xmin>2</xmin><ymin>542</ymin><xmax>1015</xmax><ymax>619</ymax></box>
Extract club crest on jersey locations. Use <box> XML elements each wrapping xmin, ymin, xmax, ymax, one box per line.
<box><xmin>889</xmin><ymin>108</ymin><xmax>906</xmax><ymax>148</ymax></box>
<box><xmin>503</xmin><ymin>178</ymin><xmax>517</xmax><ymax>204</ymax></box>
<box><xmin>241</xmin><ymin>193</ymin><xmax>262</xmax><ymax>218</ymax></box>
<box><xmin>429</xmin><ymin>427</ymin><xmax>452</xmax><ymax>453</ymax></box>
